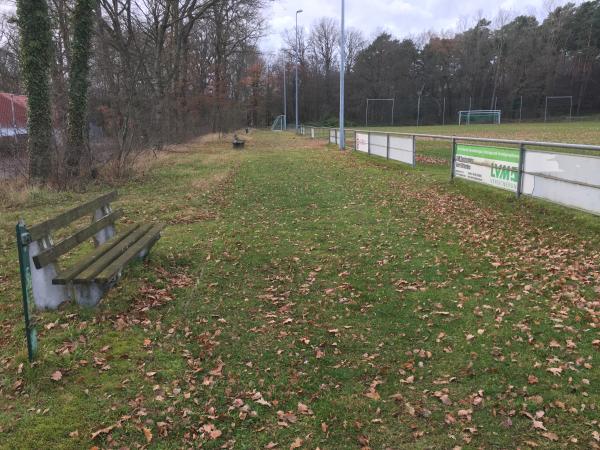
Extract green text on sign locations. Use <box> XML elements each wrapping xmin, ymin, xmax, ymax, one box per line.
<box><xmin>456</xmin><ymin>144</ymin><xmax>520</xmax><ymax>164</ymax></box>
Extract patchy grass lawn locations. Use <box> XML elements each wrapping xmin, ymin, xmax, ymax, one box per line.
<box><xmin>0</xmin><ymin>129</ymin><xmax>599</xmax><ymax>449</ymax></box>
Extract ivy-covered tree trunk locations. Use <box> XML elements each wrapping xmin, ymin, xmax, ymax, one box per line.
<box><xmin>65</xmin><ymin>0</ymin><xmax>96</xmax><ymax>177</ymax></box>
<box><xmin>16</xmin><ymin>0</ymin><xmax>53</xmax><ymax>182</ymax></box>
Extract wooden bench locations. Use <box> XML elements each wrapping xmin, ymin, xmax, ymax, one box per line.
<box><xmin>16</xmin><ymin>191</ymin><xmax>165</xmax><ymax>311</ymax></box>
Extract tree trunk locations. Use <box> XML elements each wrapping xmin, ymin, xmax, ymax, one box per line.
<box><xmin>16</xmin><ymin>0</ymin><xmax>53</xmax><ymax>182</ymax></box>
<box><xmin>66</xmin><ymin>0</ymin><xmax>96</xmax><ymax>178</ymax></box>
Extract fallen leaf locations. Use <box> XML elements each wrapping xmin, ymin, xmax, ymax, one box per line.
<box><xmin>541</xmin><ymin>432</ymin><xmax>559</xmax><ymax>441</ymax></box>
<box><xmin>143</xmin><ymin>427</ymin><xmax>153</xmax><ymax>443</ymax></box>
<box><xmin>297</xmin><ymin>403</ymin><xmax>313</xmax><ymax>415</ymax></box>
<box><xmin>290</xmin><ymin>437</ymin><xmax>303</xmax><ymax>449</ymax></box>
<box><xmin>51</xmin><ymin>371</ymin><xmax>63</xmax><ymax>381</ymax></box>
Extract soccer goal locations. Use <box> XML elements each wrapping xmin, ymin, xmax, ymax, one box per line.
<box><xmin>544</xmin><ymin>96</ymin><xmax>573</xmax><ymax>122</ymax></box>
<box><xmin>366</xmin><ymin>99</ymin><xmax>395</xmax><ymax>127</ymax></box>
<box><xmin>458</xmin><ymin>110</ymin><xmax>502</xmax><ymax>126</ymax></box>
<box><xmin>271</xmin><ymin>115</ymin><xmax>286</xmax><ymax>131</ymax></box>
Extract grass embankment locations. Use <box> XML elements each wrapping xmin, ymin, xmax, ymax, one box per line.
<box><xmin>0</xmin><ymin>128</ymin><xmax>598</xmax><ymax>449</ymax></box>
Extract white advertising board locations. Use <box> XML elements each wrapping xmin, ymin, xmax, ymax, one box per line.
<box><xmin>454</xmin><ymin>144</ymin><xmax>520</xmax><ymax>192</ymax></box>
<box><xmin>369</xmin><ymin>133</ymin><xmax>387</xmax><ymax>158</ymax></box>
<box><xmin>329</xmin><ymin>129</ymin><xmax>337</xmax><ymax>145</ymax></box>
<box><xmin>356</xmin><ymin>133</ymin><xmax>369</xmax><ymax>153</ymax></box>
<box><xmin>389</xmin><ymin>135</ymin><xmax>415</xmax><ymax>166</ymax></box>
<box><xmin>522</xmin><ymin>150</ymin><xmax>600</xmax><ymax>215</ymax></box>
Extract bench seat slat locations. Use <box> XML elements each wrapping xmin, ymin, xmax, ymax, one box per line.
<box><xmin>73</xmin><ymin>224</ymin><xmax>154</xmax><ymax>283</ymax></box>
<box><xmin>52</xmin><ymin>224</ymin><xmax>140</xmax><ymax>285</ymax></box>
<box><xmin>93</xmin><ymin>223</ymin><xmax>165</xmax><ymax>284</ymax></box>
<box><xmin>29</xmin><ymin>191</ymin><xmax>118</xmax><ymax>241</ymax></box>
<box><xmin>33</xmin><ymin>210</ymin><xmax>124</xmax><ymax>269</ymax></box>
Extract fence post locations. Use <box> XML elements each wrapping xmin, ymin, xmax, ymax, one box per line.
<box><xmin>16</xmin><ymin>221</ymin><xmax>37</xmax><ymax>362</ymax></box>
<box><xmin>368</xmin><ymin>132</ymin><xmax>371</xmax><ymax>156</ymax></box>
<box><xmin>412</xmin><ymin>135</ymin><xmax>417</xmax><ymax>168</ymax></box>
<box><xmin>516</xmin><ymin>143</ymin><xmax>526</xmax><ymax>199</ymax></box>
<box><xmin>450</xmin><ymin>138</ymin><xmax>457</xmax><ymax>180</ymax></box>
<box><xmin>386</xmin><ymin>133</ymin><xmax>390</xmax><ymax>160</ymax></box>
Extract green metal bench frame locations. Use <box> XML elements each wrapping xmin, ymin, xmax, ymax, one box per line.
<box><xmin>16</xmin><ymin>191</ymin><xmax>164</xmax><ymax>361</ymax></box>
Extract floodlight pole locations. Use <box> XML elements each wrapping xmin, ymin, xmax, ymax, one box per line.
<box><xmin>519</xmin><ymin>96</ymin><xmax>523</xmax><ymax>123</ymax></box>
<box><xmin>339</xmin><ymin>0</ymin><xmax>345</xmax><ymax>150</ymax></box>
<box><xmin>295</xmin><ymin>10</ymin><xmax>303</xmax><ymax>132</ymax></box>
<box><xmin>283</xmin><ymin>65</ymin><xmax>287</xmax><ymax>130</ymax></box>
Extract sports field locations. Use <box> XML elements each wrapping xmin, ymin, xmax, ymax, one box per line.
<box><xmin>0</xmin><ymin>125</ymin><xmax>598</xmax><ymax>449</ymax></box>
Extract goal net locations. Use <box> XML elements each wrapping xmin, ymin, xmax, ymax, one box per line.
<box><xmin>545</xmin><ymin>96</ymin><xmax>573</xmax><ymax>122</ymax></box>
<box><xmin>271</xmin><ymin>115</ymin><xmax>286</xmax><ymax>131</ymax></box>
<box><xmin>366</xmin><ymin>99</ymin><xmax>395</xmax><ymax>127</ymax></box>
<box><xmin>458</xmin><ymin>110</ymin><xmax>501</xmax><ymax>125</ymax></box>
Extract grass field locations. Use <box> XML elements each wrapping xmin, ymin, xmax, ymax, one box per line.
<box><xmin>0</xmin><ymin>125</ymin><xmax>599</xmax><ymax>449</ymax></box>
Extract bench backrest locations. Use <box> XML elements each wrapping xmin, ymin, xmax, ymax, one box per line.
<box><xmin>28</xmin><ymin>191</ymin><xmax>121</xmax><ymax>269</ymax></box>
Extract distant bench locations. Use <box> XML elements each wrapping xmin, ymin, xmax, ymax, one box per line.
<box><xmin>16</xmin><ymin>191</ymin><xmax>165</xmax><ymax>310</ymax></box>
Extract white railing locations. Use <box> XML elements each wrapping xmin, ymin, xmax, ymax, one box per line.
<box><xmin>299</xmin><ymin>126</ymin><xmax>600</xmax><ymax>216</ymax></box>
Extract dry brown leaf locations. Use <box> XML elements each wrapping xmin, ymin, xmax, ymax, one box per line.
<box><xmin>290</xmin><ymin>437</ymin><xmax>303</xmax><ymax>449</ymax></box>
<box><xmin>51</xmin><ymin>371</ymin><xmax>63</xmax><ymax>381</ymax></box>
<box><xmin>143</xmin><ymin>427</ymin><xmax>153</xmax><ymax>443</ymax></box>
<box><xmin>541</xmin><ymin>432</ymin><xmax>559</xmax><ymax>441</ymax></box>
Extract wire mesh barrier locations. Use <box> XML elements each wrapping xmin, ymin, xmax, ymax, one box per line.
<box><xmin>298</xmin><ymin>126</ymin><xmax>600</xmax><ymax>216</ymax></box>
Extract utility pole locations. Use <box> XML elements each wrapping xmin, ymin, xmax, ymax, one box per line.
<box><xmin>339</xmin><ymin>0</ymin><xmax>345</xmax><ymax>150</ymax></box>
<box><xmin>295</xmin><ymin>9</ymin><xmax>303</xmax><ymax>132</ymax></box>
<box><xmin>283</xmin><ymin>65</ymin><xmax>287</xmax><ymax>130</ymax></box>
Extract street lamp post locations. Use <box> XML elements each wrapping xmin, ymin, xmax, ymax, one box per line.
<box><xmin>295</xmin><ymin>9</ymin><xmax>303</xmax><ymax>132</ymax></box>
<box><xmin>339</xmin><ymin>0</ymin><xmax>345</xmax><ymax>150</ymax></box>
<box><xmin>283</xmin><ymin>65</ymin><xmax>287</xmax><ymax>130</ymax></box>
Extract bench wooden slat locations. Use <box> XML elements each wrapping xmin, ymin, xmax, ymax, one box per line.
<box><xmin>52</xmin><ymin>224</ymin><xmax>140</xmax><ymax>285</ymax></box>
<box><xmin>29</xmin><ymin>191</ymin><xmax>118</xmax><ymax>241</ymax></box>
<box><xmin>32</xmin><ymin>210</ymin><xmax>124</xmax><ymax>269</ymax></box>
<box><xmin>73</xmin><ymin>224</ymin><xmax>154</xmax><ymax>283</ymax></box>
<box><xmin>93</xmin><ymin>223</ymin><xmax>165</xmax><ymax>284</ymax></box>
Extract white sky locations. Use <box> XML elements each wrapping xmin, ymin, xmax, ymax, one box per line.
<box><xmin>0</xmin><ymin>0</ymin><xmax>584</xmax><ymax>53</ymax></box>
<box><xmin>0</xmin><ymin>0</ymin><xmax>15</xmax><ymax>16</ymax></box>
<box><xmin>259</xmin><ymin>0</ymin><xmax>584</xmax><ymax>52</ymax></box>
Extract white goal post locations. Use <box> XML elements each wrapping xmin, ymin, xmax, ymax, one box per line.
<box><xmin>271</xmin><ymin>115</ymin><xmax>286</xmax><ymax>131</ymax></box>
<box><xmin>544</xmin><ymin>96</ymin><xmax>573</xmax><ymax>122</ymax></box>
<box><xmin>458</xmin><ymin>110</ymin><xmax>502</xmax><ymax>126</ymax></box>
<box><xmin>366</xmin><ymin>99</ymin><xmax>395</xmax><ymax>127</ymax></box>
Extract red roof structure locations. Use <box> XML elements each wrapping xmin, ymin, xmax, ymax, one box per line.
<box><xmin>0</xmin><ymin>93</ymin><xmax>28</xmax><ymax>132</ymax></box>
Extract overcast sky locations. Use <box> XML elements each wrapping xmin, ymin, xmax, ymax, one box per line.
<box><xmin>259</xmin><ymin>0</ymin><xmax>583</xmax><ymax>52</ymax></box>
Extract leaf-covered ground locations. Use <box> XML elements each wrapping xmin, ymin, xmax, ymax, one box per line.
<box><xmin>0</xmin><ymin>128</ymin><xmax>599</xmax><ymax>449</ymax></box>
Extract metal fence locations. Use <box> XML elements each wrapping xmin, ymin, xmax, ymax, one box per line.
<box><xmin>298</xmin><ymin>126</ymin><xmax>600</xmax><ymax>217</ymax></box>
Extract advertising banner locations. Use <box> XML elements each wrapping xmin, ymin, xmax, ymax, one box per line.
<box><xmin>389</xmin><ymin>135</ymin><xmax>415</xmax><ymax>166</ymax></box>
<box><xmin>454</xmin><ymin>144</ymin><xmax>520</xmax><ymax>192</ymax></box>
<box><xmin>522</xmin><ymin>150</ymin><xmax>600</xmax><ymax>215</ymax></box>
<box><xmin>356</xmin><ymin>133</ymin><xmax>369</xmax><ymax>153</ymax></box>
